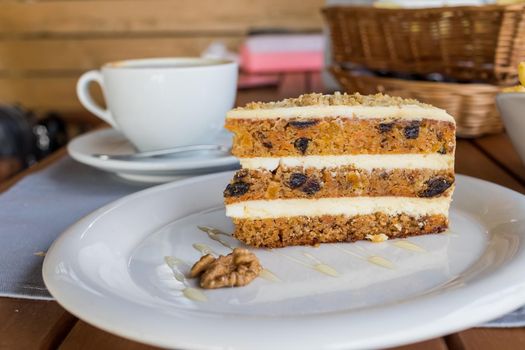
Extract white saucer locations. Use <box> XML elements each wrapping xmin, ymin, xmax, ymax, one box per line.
<box><xmin>43</xmin><ymin>173</ymin><xmax>525</xmax><ymax>349</ymax></box>
<box><xmin>67</xmin><ymin>128</ymin><xmax>239</xmax><ymax>183</ymax></box>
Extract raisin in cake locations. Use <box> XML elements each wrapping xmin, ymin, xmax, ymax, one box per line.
<box><xmin>223</xmin><ymin>92</ymin><xmax>455</xmax><ymax>248</ymax></box>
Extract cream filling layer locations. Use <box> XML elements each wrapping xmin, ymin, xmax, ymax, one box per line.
<box><xmin>225</xmin><ymin>196</ymin><xmax>452</xmax><ymax>219</ymax></box>
<box><xmin>226</xmin><ymin>105</ymin><xmax>455</xmax><ymax>123</ymax></box>
<box><xmin>240</xmin><ymin>154</ymin><xmax>454</xmax><ymax>171</ymax></box>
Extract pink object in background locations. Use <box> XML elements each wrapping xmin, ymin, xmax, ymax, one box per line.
<box><xmin>240</xmin><ymin>34</ymin><xmax>325</xmax><ymax>74</ymax></box>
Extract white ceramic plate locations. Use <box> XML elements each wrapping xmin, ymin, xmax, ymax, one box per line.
<box><xmin>67</xmin><ymin>128</ymin><xmax>239</xmax><ymax>183</ymax></box>
<box><xmin>43</xmin><ymin>173</ymin><xmax>525</xmax><ymax>350</ymax></box>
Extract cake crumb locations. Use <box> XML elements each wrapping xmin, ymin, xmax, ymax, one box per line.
<box><xmin>366</xmin><ymin>233</ymin><xmax>389</xmax><ymax>243</ymax></box>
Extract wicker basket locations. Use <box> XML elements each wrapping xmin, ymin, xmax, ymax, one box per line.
<box><xmin>323</xmin><ymin>4</ymin><xmax>525</xmax><ymax>84</ymax></box>
<box><xmin>331</xmin><ymin>66</ymin><xmax>503</xmax><ymax>137</ymax></box>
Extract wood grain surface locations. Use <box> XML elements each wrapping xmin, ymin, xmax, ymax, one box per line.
<box><xmin>0</xmin><ymin>37</ymin><xmax>242</xmax><ymax>72</ymax></box>
<box><xmin>0</xmin><ymin>0</ymin><xmax>324</xmax><ymax>115</ymax></box>
<box><xmin>0</xmin><ymin>0</ymin><xmax>323</xmax><ymax>35</ymax></box>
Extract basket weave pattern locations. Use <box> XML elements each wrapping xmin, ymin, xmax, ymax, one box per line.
<box><xmin>323</xmin><ymin>4</ymin><xmax>525</xmax><ymax>136</ymax></box>
<box><xmin>331</xmin><ymin>66</ymin><xmax>503</xmax><ymax>137</ymax></box>
<box><xmin>324</xmin><ymin>5</ymin><xmax>525</xmax><ymax>84</ymax></box>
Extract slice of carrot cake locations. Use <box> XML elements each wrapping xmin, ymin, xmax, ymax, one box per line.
<box><xmin>223</xmin><ymin>92</ymin><xmax>455</xmax><ymax>248</ymax></box>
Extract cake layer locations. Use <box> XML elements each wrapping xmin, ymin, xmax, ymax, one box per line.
<box><xmin>224</xmin><ymin>167</ymin><xmax>454</xmax><ymax>203</ymax></box>
<box><xmin>225</xmin><ymin>196</ymin><xmax>452</xmax><ymax>219</ymax></box>
<box><xmin>223</xmin><ymin>93</ymin><xmax>456</xmax><ymax>248</ymax></box>
<box><xmin>232</xmin><ymin>213</ymin><xmax>448</xmax><ymax>248</ymax></box>
<box><xmin>239</xmin><ymin>154</ymin><xmax>454</xmax><ymax>171</ymax></box>
<box><xmin>227</xmin><ymin>92</ymin><xmax>455</xmax><ymax>123</ymax></box>
<box><xmin>225</xmin><ymin>117</ymin><xmax>455</xmax><ymax>157</ymax></box>
<box><xmin>227</xmin><ymin>105</ymin><xmax>454</xmax><ymax>122</ymax></box>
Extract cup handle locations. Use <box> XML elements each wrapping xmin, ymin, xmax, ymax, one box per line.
<box><xmin>76</xmin><ymin>70</ymin><xmax>118</xmax><ymax>129</ymax></box>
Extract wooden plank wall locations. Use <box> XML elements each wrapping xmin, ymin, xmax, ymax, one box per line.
<box><xmin>0</xmin><ymin>0</ymin><xmax>324</xmax><ymax>117</ymax></box>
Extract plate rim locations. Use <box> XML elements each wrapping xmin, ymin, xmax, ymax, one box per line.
<box><xmin>42</xmin><ymin>173</ymin><xmax>525</xmax><ymax>350</ymax></box>
<box><xmin>67</xmin><ymin>128</ymin><xmax>239</xmax><ymax>172</ymax></box>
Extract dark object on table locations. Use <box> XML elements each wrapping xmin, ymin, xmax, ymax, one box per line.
<box><xmin>0</xmin><ymin>105</ymin><xmax>68</xmax><ymax>180</ymax></box>
<box><xmin>33</xmin><ymin>112</ymin><xmax>68</xmax><ymax>159</ymax></box>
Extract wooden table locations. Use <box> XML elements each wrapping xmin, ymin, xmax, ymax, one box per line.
<box><xmin>1</xmin><ymin>73</ymin><xmax>525</xmax><ymax>350</ymax></box>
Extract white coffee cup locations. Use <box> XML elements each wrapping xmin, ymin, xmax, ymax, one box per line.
<box><xmin>76</xmin><ymin>57</ymin><xmax>238</xmax><ymax>151</ymax></box>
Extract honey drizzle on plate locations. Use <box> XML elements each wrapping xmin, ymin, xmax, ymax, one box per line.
<box><xmin>267</xmin><ymin>249</ymin><xmax>339</xmax><ymax>278</ymax></box>
<box><xmin>335</xmin><ymin>245</ymin><xmax>396</xmax><ymax>270</ymax></box>
<box><xmin>164</xmin><ymin>256</ymin><xmax>207</xmax><ymax>302</ymax></box>
<box><xmin>302</xmin><ymin>252</ymin><xmax>339</xmax><ymax>277</ymax></box>
<box><xmin>192</xmin><ymin>226</ymin><xmax>438</xmax><ymax>282</ymax></box>
<box><xmin>192</xmin><ymin>243</ymin><xmax>216</xmax><ymax>256</ymax></box>
<box><xmin>367</xmin><ymin>256</ymin><xmax>395</xmax><ymax>269</ymax></box>
<box><xmin>442</xmin><ymin>230</ymin><xmax>460</xmax><ymax>237</ymax></box>
<box><xmin>164</xmin><ymin>227</ymin><xmax>440</xmax><ymax>301</ymax></box>
<box><xmin>197</xmin><ymin>226</ymin><xmax>235</xmax><ymax>249</ymax></box>
<box><xmin>392</xmin><ymin>240</ymin><xmax>426</xmax><ymax>252</ymax></box>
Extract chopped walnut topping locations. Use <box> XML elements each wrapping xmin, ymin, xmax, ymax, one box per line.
<box><xmin>189</xmin><ymin>254</ymin><xmax>215</xmax><ymax>278</ymax></box>
<box><xmin>232</xmin><ymin>92</ymin><xmax>432</xmax><ymax>111</ymax></box>
<box><xmin>366</xmin><ymin>233</ymin><xmax>389</xmax><ymax>243</ymax></box>
<box><xmin>189</xmin><ymin>248</ymin><xmax>262</xmax><ymax>289</ymax></box>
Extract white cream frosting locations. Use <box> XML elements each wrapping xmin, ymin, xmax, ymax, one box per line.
<box><xmin>226</xmin><ymin>105</ymin><xmax>455</xmax><ymax>123</ymax></box>
<box><xmin>240</xmin><ymin>154</ymin><xmax>454</xmax><ymax>171</ymax></box>
<box><xmin>225</xmin><ymin>196</ymin><xmax>452</xmax><ymax>219</ymax></box>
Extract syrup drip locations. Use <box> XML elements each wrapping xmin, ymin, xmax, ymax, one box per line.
<box><xmin>198</xmin><ymin>226</ymin><xmax>235</xmax><ymax>249</ymax></box>
<box><xmin>302</xmin><ymin>252</ymin><xmax>339</xmax><ymax>277</ymax></box>
<box><xmin>367</xmin><ymin>256</ymin><xmax>395</xmax><ymax>269</ymax></box>
<box><xmin>392</xmin><ymin>240</ymin><xmax>426</xmax><ymax>252</ymax></box>
<box><xmin>335</xmin><ymin>245</ymin><xmax>396</xmax><ymax>269</ymax></box>
<box><xmin>164</xmin><ymin>256</ymin><xmax>207</xmax><ymax>302</ymax></box>
<box><xmin>267</xmin><ymin>249</ymin><xmax>339</xmax><ymax>277</ymax></box>
<box><xmin>192</xmin><ymin>243</ymin><xmax>216</xmax><ymax>256</ymax></box>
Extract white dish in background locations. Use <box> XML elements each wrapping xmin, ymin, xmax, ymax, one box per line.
<box><xmin>43</xmin><ymin>173</ymin><xmax>525</xmax><ymax>350</ymax></box>
<box><xmin>67</xmin><ymin>128</ymin><xmax>239</xmax><ymax>183</ymax></box>
<box><xmin>496</xmin><ymin>92</ymin><xmax>525</xmax><ymax>165</ymax></box>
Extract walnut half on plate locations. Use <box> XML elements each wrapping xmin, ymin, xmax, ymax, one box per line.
<box><xmin>190</xmin><ymin>248</ymin><xmax>262</xmax><ymax>289</ymax></box>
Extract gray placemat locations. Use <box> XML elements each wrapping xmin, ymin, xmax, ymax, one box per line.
<box><xmin>0</xmin><ymin>157</ymin><xmax>149</xmax><ymax>300</ymax></box>
<box><xmin>0</xmin><ymin>156</ymin><xmax>522</xmax><ymax>327</ymax></box>
<box><xmin>482</xmin><ymin>307</ymin><xmax>525</xmax><ymax>328</ymax></box>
